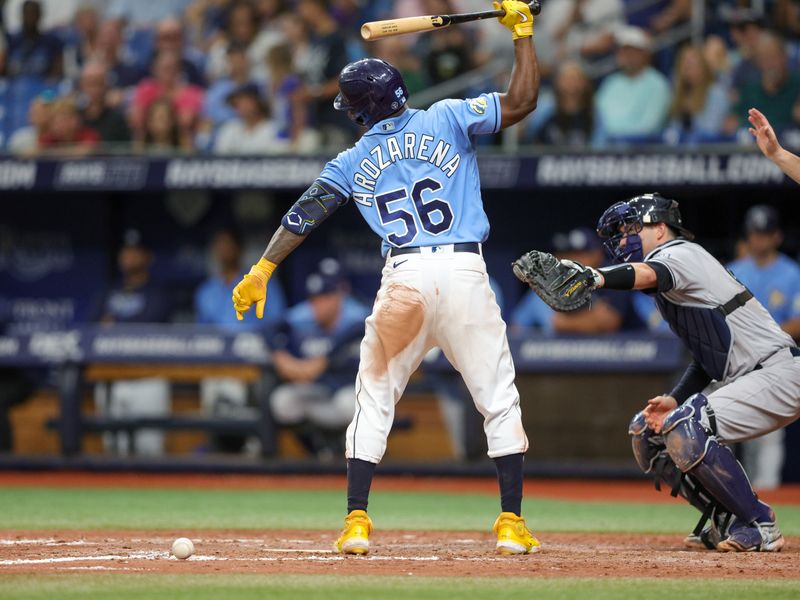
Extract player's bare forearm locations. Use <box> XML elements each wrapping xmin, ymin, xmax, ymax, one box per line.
<box><xmin>499</xmin><ymin>38</ymin><xmax>539</xmax><ymax>129</ymax></box>
<box><xmin>773</xmin><ymin>148</ymin><xmax>800</xmax><ymax>185</ymax></box>
<box><xmin>781</xmin><ymin>316</ymin><xmax>800</xmax><ymax>342</ymax></box>
<box><xmin>261</xmin><ymin>226</ymin><xmax>308</xmax><ymax>265</ymax></box>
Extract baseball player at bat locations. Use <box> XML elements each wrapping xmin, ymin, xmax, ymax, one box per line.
<box><xmin>232</xmin><ymin>1</ymin><xmax>540</xmax><ymax>555</ymax></box>
<box><xmin>514</xmin><ymin>193</ymin><xmax>800</xmax><ymax>552</ymax></box>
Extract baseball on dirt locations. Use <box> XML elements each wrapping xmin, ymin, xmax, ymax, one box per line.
<box><xmin>171</xmin><ymin>537</ymin><xmax>194</xmax><ymax>559</ymax></box>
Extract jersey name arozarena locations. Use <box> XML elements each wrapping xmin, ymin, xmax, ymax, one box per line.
<box><xmin>352</xmin><ymin>133</ymin><xmax>462</xmax><ymax>207</ymax></box>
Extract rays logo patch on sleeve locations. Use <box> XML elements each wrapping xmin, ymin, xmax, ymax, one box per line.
<box><xmin>468</xmin><ymin>97</ymin><xmax>488</xmax><ymax>115</ymax></box>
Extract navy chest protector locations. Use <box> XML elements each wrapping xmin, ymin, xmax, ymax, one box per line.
<box><xmin>655</xmin><ymin>296</ymin><xmax>731</xmax><ymax>381</ymax></box>
<box><xmin>655</xmin><ymin>289</ymin><xmax>753</xmax><ymax>381</ymax></box>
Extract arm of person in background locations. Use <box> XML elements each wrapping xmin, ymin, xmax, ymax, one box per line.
<box><xmin>271</xmin><ymin>349</ymin><xmax>328</xmax><ymax>384</ymax></box>
<box><xmin>649</xmin><ymin>0</ymin><xmax>691</xmax><ymax>32</ymax></box>
<box><xmin>748</xmin><ymin>107</ymin><xmax>800</xmax><ymax>184</ymax></box>
<box><xmin>551</xmin><ymin>298</ymin><xmax>623</xmax><ymax>334</ymax></box>
<box><xmin>497</xmin><ymin>0</ymin><xmax>540</xmax><ymax>129</ymax></box>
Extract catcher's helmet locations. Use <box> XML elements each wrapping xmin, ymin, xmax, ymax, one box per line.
<box><xmin>596</xmin><ymin>192</ymin><xmax>694</xmax><ymax>263</ymax></box>
<box><xmin>333</xmin><ymin>58</ymin><xmax>408</xmax><ymax>128</ymax></box>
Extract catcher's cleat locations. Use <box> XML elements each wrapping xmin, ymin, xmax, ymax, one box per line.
<box><xmin>493</xmin><ymin>512</ymin><xmax>541</xmax><ymax>555</ymax></box>
<box><xmin>684</xmin><ymin>525</ymin><xmax>722</xmax><ymax>550</ymax></box>
<box><xmin>334</xmin><ymin>509</ymin><xmax>373</xmax><ymax>555</ymax></box>
<box><xmin>717</xmin><ymin>518</ymin><xmax>785</xmax><ymax>553</ymax></box>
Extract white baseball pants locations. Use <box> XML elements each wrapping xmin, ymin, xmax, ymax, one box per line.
<box><xmin>345</xmin><ymin>245</ymin><xmax>528</xmax><ymax>463</ymax></box>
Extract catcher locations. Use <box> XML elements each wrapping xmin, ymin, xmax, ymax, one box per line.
<box><xmin>513</xmin><ymin>192</ymin><xmax>800</xmax><ymax>552</ymax></box>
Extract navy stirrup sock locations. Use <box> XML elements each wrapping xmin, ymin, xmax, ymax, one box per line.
<box><xmin>494</xmin><ymin>453</ymin><xmax>524</xmax><ymax>516</ymax></box>
<box><xmin>346</xmin><ymin>458</ymin><xmax>377</xmax><ymax>514</ymax></box>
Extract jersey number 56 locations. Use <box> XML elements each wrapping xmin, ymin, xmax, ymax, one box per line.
<box><xmin>376</xmin><ymin>177</ymin><xmax>454</xmax><ymax>247</ymax></box>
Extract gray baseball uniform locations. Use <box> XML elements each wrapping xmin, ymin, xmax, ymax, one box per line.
<box><xmin>646</xmin><ymin>239</ymin><xmax>800</xmax><ymax>443</ymax></box>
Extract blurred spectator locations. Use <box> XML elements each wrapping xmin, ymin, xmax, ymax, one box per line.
<box><xmin>213</xmin><ymin>82</ymin><xmax>289</xmax><ymax>154</ymax></box>
<box><xmin>265</xmin><ymin>42</ymin><xmax>319</xmax><ymax>152</ymax></box>
<box><xmin>2</xmin><ymin>0</ymin><xmax>84</xmax><ymax>33</ymax></box>
<box><xmin>418</xmin><ymin>1</ymin><xmax>473</xmax><ymax>85</ymax></box>
<box><xmin>149</xmin><ymin>17</ymin><xmax>206</xmax><ymax>87</ymax></box>
<box><xmin>7</xmin><ymin>91</ymin><xmax>53</xmax><ymax>156</ymax></box>
<box><xmin>63</xmin><ymin>4</ymin><xmax>100</xmax><ymax>81</ymax></box>
<box><xmin>195</xmin><ymin>227</ymin><xmax>287</xmax><ymax>329</ymax></box>
<box><xmin>373</xmin><ymin>37</ymin><xmax>426</xmax><ymax>96</ymax></box>
<box><xmin>105</xmin><ymin>0</ymin><xmax>194</xmax><ymax>27</ymax></box>
<box><xmin>295</xmin><ymin>0</ymin><xmax>351</xmax><ymax>148</ymax></box>
<box><xmin>703</xmin><ymin>34</ymin><xmax>731</xmax><ymax>82</ymax></box>
<box><xmin>38</xmin><ymin>97</ymin><xmax>99</xmax><ymax>155</ymax></box>
<box><xmin>267</xmin><ymin>258</ymin><xmax>369</xmax><ymax>459</ymax></box>
<box><xmin>92</xmin><ymin>228</ymin><xmax>171</xmax><ymax>456</ymax></box>
<box><xmin>533</xmin><ymin>61</ymin><xmax>594</xmax><ymax>146</ymax></box>
<box><xmin>727</xmin><ymin>205</ymin><xmax>800</xmax><ymax>489</ymax></box>
<box><xmin>664</xmin><ymin>44</ymin><xmax>730</xmax><ymax>145</ymax></box>
<box><xmin>594</xmin><ymin>26</ymin><xmax>671</xmax><ymax>145</ymax></box>
<box><xmin>0</xmin><ymin>0</ymin><xmax>64</xmax><ymax>79</ymax></box>
<box><xmin>549</xmin><ymin>0</ymin><xmax>625</xmax><ymax>63</ymax></box>
<box><xmin>93</xmin><ymin>18</ymin><xmax>148</xmax><ymax>93</ymax></box>
<box><xmin>136</xmin><ymin>97</ymin><xmax>193</xmax><ymax>153</ymax></box>
<box><xmin>203</xmin><ymin>41</ymin><xmax>253</xmax><ymax>128</ymax></box>
<box><xmin>729</xmin><ymin>31</ymin><xmax>800</xmax><ymax>135</ymax></box>
<box><xmin>130</xmin><ymin>50</ymin><xmax>205</xmax><ymax>146</ymax></box>
<box><xmin>77</xmin><ymin>60</ymin><xmax>131</xmax><ymax>148</ymax></box>
<box><xmin>748</xmin><ymin>106</ymin><xmax>800</xmax><ymax>184</ymax></box>
<box><xmin>205</xmin><ymin>0</ymin><xmax>278</xmax><ymax>84</ymax></box>
<box><xmin>194</xmin><ymin>227</ymin><xmax>287</xmax><ymax>454</ymax></box>
<box><xmin>727</xmin><ymin>9</ymin><xmax>765</xmax><ymax>91</ymax></box>
<box><xmin>512</xmin><ymin>227</ymin><xmax>645</xmax><ymax>334</ymax></box>
<box><xmin>94</xmin><ymin>229</ymin><xmax>171</xmax><ymax>324</ymax></box>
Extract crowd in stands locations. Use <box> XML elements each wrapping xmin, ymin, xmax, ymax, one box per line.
<box><xmin>1</xmin><ymin>0</ymin><xmax>799</xmax><ymax>155</ymax></box>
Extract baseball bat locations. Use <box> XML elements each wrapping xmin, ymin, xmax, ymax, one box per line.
<box><xmin>361</xmin><ymin>1</ymin><xmax>541</xmax><ymax>41</ymax></box>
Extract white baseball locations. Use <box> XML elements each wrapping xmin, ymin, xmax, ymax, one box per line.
<box><xmin>171</xmin><ymin>537</ymin><xmax>194</xmax><ymax>560</ymax></box>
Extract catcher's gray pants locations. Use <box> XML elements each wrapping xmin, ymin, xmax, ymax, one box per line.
<box><xmin>700</xmin><ymin>347</ymin><xmax>800</xmax><ymax>444</ymax></box>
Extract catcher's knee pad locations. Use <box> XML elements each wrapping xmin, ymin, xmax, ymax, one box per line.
<box><xmin>629</xmin><ymin>411</ymin><xmax>660</xmax><ymax>473</ymax></box>
<box><xmin>662</xmin><ymin>394</ymin><xmax>712</xmax><ymax>472</ymax></box>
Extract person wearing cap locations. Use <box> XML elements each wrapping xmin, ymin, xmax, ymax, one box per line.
<box><xmin>213</xmin><ymin>81</ymin><xmax>289</xmax><ymax>155</ymax></box>
<box><xmin>726</xmin><ymin>205</ymin><xmax>800</xmax><ymax>489</ymax></box>
<box><xmin>202</xmin><ymin>42</ymin><xmax>253</xmax><ymax>130</ymax></box>
<box><xmin>92</xmin><ymin>228</ymin><xmax>171</xmax><ymax>456</ymax></box>
<box><xmin>511</xmin><ymin>227</ymin><xmax>645</xmax><ymax>334</ymax></box>
<box><xmin>748</xmin><ymin>106</ymin><xmax>800</xmax><ymax>184</ymax></box>
<box><xmin>266</xmin><ymin>258</ymin><xmax>370</xmax><ymax>459</ymax></box>
<box><xmin>594</xmin><ymin>25</ymin><xmax>671</xmax><ymax>146</ymax></box>
<box><xmin>7</xmin><ymin>91</ymin><xmax>53</xmax><ymax>156</ymax></box>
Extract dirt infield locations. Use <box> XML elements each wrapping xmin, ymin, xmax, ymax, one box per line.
<box><xmin>0</xmin><ymin>529</ymin><xmax>798</xmax><ymax>578</ymax></box>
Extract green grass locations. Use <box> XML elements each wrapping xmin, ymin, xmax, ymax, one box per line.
<box><xmin>1</xmin><ymin>487</ymin><xmax>800</xmax><ymax>534</ymax></box>
<box><xmin>1</xmin><ymin>575</ymin><xmax>799</xmax><ymax>600</ymax></box>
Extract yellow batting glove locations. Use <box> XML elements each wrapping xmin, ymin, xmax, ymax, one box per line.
<box><xmin>494</xmin><ymin>0</ymin><xmax>534</xmax><ymax>40</ymax></box>
<box><xmin>232</xmin><ymin>258</ymin><xmax>277</xmax><ymax>321</ymax></box>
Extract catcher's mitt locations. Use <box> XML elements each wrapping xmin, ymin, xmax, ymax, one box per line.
<box><xmin>512</xmin><ymin>250</ymin><xmax>600</xmax><ymax>312</ymax></box>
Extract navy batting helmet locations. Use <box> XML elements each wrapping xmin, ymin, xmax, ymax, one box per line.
<box><xmin>596</xmin><ymin>192</ymin><xmax>694</xmax><ymax>263</ymax></box>
<box><xmin>333</xmin><ymin>58</ymin><xmax>408</xmax><ymax>128</ymax></box>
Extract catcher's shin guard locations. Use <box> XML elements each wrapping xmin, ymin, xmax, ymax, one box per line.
<box><xmin>661</xmin><ymin>394</ymin><xmax>775</xmax><ymax>528</ymax></box>
<box><xmin>630</xmin><ymin>411</ymin><xmax>728</xmax><ymax>546</ymax></box>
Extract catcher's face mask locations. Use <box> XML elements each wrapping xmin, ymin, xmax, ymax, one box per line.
<box><xmin>597</xmin><ymin>201</ymin><xmax>644</xmax><ymax>263</ymax></box>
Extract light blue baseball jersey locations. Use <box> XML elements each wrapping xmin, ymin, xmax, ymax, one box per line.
<box><xmin>318</xmin><ymin>93</ymin><xmax>501</xmax><ymax>255</ymax></box>
<box><xmin>727</xmin><ymin>254</ymin><xmax>800</xmax><ymax>325</ymax></box>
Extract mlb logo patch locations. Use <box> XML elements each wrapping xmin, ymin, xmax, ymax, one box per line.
<box><xmin>382</xmin><ymin>121</ymin><xmax>396</xmax><ymax>132</ymax></box>
<box><xmin>468</xmin><ymin>97</ymin><xmax>488</xmax><ymax>115</ymax></box>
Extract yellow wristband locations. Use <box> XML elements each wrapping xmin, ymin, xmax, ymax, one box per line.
<box><xmin>251</xmin><ymin>258</ymin><xmax>277</xmax><ymax>281</ymax></box>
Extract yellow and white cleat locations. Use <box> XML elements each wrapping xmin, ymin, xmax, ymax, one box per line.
<box><xmin>334</xmin><ymin>509</ymin><xmax>373</xmax><ymax>555</ymax></box>
<box><xmin>493</xmin><ymin>512</ymin><xmax>542</xmax><ymax>555</ymax></box>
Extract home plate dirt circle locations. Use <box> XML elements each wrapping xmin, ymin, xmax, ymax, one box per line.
<box><xmin>0</xmin><ymin>530</ymin><xmax>798</xmax><ymax>578</ymax></box>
